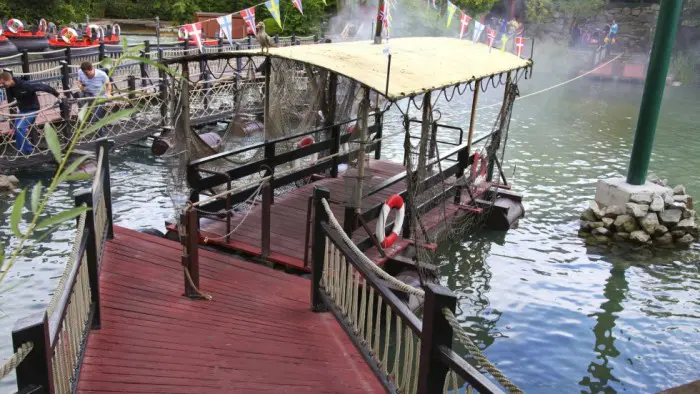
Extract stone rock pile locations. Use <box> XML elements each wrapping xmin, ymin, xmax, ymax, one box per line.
<box><xmin>0</xmin><ymin>175</ymin><xmax>19</xmax><ymax>193</ymax></box>
<box><xmin>579</xmin><ymin>183</ymin><xmax>698</xmax><ymax>249</ymax></box>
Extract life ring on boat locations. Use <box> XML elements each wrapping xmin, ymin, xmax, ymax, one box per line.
<box><xmin>375</xmin><ymin>194</ymin><xmax>405</xmax><ymax>248</ymax></box>
<box><xmin>112</xmin><ymin>24</ymin><xmax>121</xmax><ymax>37</ymax></box>
<box><xmin>87</xmin><ymin>25</ymin><xmax>104</xmax><ymax>40</ymax></box>
<box><xmin>471</xmin><ymin>151</ymin><xmax>489</xmax><ymax>186</ymax></box>
<box><xmin>38</xmin><ymin>19</ymin><xmax>47</xmax><ymax>33</ymax></box>
<box><xmin>60</xmin><ymin>27</ymin><xmax>78</xmax><ymax>44</ymax></box>
<box><xmin>7</xmin><ymin>19</ymin><xmax>23</xmax><ymax>34</ymax></box>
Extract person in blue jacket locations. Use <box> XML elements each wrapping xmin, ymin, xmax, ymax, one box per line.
<box><xmin>0</xmin><ymin>71</ymin><xmax>60</xmax><ymax>154</ymax></box>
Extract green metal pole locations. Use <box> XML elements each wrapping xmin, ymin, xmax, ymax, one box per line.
<box><xmin>626</xmin><ymin>0</ymin><xmax>684</xmax><ymax>185</ymax></box>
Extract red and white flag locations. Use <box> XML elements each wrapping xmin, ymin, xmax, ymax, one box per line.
<box><xmin>487</xmin><ymin>27</ymin><xmax>496</xmax><ymax>50</ymax></box>
<box><xmin>459</xmin><ymin>13</ymin><xmax>471</xmax><ymax>39</ymax></box>
<box><xmin>292</xmin><ymin>0</ymin><xmax>304</xmax><ymax>15</ymax></box>
<box><xmin>515</xmin><ymin>36</ymin><xmax>526</xmax><ymax>57</ymax></box>
<box><xmin>241</xmin><ymin>7</ymin><xmax>257</xmax><ymax>35</ymax></box>
<box><xmin>184</xmin><ymin>22</ymin><xmax>203</xmax><ymax>52</ymax></box>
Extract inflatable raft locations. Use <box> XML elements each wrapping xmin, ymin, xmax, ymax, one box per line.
<box><xmin>48</xmin><ymin>24</ymin><xmax>121</xmax><ymax>49</ymax></box>
<box><xmin>4</xmin><ymin>18</ymin><xmax>49</xmax><ymax>52</ymax></box>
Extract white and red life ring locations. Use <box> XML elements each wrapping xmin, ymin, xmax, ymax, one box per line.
<box><xmin>471</xmin><ymin>150</ymin><xmax>488</xmax><ymax>186</ymax></box>
<box><xmin>294</xmin><ymin>136</ymin><xmax>318</xmax><ymax>169</ymax></box>
<box><xmin>112</xmin><ymin>24</ymin><xmax>121</xmax><ymax>37</ymax></box>
<box><xmin>7</xmin><ymin>19</ymin><xmax>23</xmax><ymax>34</ymax></box>
<box><xmin>60</xmin><ymin>27</ymin><xmax>78</xmax><ymax>44</ymax></box>
<box><xmin>38</xmin><ymin>19</ymin><xmax>47</xmax><ymax>33</ymax></box>
<box><xmin>376</xmin><ymin>194</ymin><xmax>405</xmax><ymax>248</ymax></box>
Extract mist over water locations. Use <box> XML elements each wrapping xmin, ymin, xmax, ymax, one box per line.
<box><xmin>1</xmin><ymin>29</ymin><xmax>699</xmax><ymax>394</ymax></box>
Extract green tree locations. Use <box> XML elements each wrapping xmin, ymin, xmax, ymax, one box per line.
<box><xmin>525</xmin><ymin>0</ymin><xmax>604</xmax><ymax>24</ymax></box>
<box><xmin>256</xmin><ymin>0</ymin><xmax>327</xmax><ymax>36</ymax></box>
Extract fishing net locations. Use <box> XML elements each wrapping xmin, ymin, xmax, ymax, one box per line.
<box><xmin>401</xmin><ymin>81</ymin><xmax>520</xmax><ymax>284</ymax></box>
<box><xmin>159</xmin><ymin>52</ymin><xmax>364</xmax><ymax>210</ymax></box>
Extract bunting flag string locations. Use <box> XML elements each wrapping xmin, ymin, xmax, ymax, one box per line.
<box><xmin>216</xmin><ymin>14</ymin><xmax>234</xmax><ymax>47</ymax></box>
<box><xmin>292</xmin><ymin>0</ymin><xmax>304</xmax><ymax>15</ymax></box>
<box><xmin>241</xmin><ymin>6</ymin><xmax>257</xmax><ymax>35</ymax></box>
<box><xmin>183</xmin><ymin>22</ymin><xmax>203</xmax><ymax>52</ymax></box>
<box><xmin>446</xmin><ymin>1</ymin><xmax>457</xmax><ymax>28</ymax></box>
<box><xmin>265</xmin><ymin>0</ymin><xmax>283</xmax><ymax>28</ymax></box>
<box><xmin>515</xmin><ymin>36</ymin><xmax>525</xmax><ymax>57</ymax></box>
<box><xmin>459</xmin><ymin>12</ymin><xmax>471</xmax><ymax>39</ymax></box>
<box><xmin>486</xmin><ymin>27</ymin><xmax>496</xmax><ymax>52</ymax></box>
<box><xmin>472</xmin><ymin>21</ymin><xmax>484</xmax><ymax>44</ymax></box>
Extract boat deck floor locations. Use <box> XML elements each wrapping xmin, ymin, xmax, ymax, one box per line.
<box><xmin>168</xmin><ymin>159</ymin><xmax>476</xmax><ymax>272</ymax></box>
<box><xmin>77</xmin><ymin>226</ymin><xmax>385</xmax><ymax>393</ymax></box>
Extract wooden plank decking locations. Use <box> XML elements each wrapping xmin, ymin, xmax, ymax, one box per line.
<box><xmin>189</xmin><ymin>159</ymin><xmax>466</xmax><ymax>272</ymax></box>
<box><xmin>77</xmin><ymin>226</ymin><xmax>385</xmax><ymax>393</ymax></box>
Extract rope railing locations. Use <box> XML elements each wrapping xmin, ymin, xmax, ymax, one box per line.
<box><xmin>443</xmin><ymin>308</ymin><xmax>524</xmax><ymax>394</ymax></box>
<box><xmin>0</xmin><ymin>342</ymin><xmax>34</xmax><ymax>381</ymax></box>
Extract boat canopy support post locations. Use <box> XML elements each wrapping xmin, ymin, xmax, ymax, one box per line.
<box><xmin>626</xmin><ymin>0</ymin><xmax>683</xmax><ymax>185</ymax></box>
<box><xmin>263</xmin><ymin>58</ymin><xmax>272</xmax><ymax>141</ymax></box>
<box><xmin>466</xmin><ymin>80</ymin><xmax>480</xmax><ymax>157</ymax></box>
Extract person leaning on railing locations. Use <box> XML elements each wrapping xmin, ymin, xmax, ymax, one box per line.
<box><xmin>0</xmin><ymin>71</ymin><xmax>61</xmax><ymax>154</ymax></box>
<box><xmin>76</xmin><ymin>61</ymin><xmax>112</xmax><ymax>137</ymax></box>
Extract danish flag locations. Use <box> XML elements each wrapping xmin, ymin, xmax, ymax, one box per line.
<box><xmin>515</xmin><ymin>36</ymin><xmax>526</xmax><ymax>57</ymax></box>
<box><xmin>459</xmin><ymin>13</ymin><xmax>471</xmax><ymax>39</ymax></box>
<box><xmin>242</xmin><ymin>7</ymin><xmax>257</xmax><ymax>35</ymax></box>
<box><xmin>183</xmin><ymin>22</ymin><xmax>203</xmax><ymax>52</ymax></box>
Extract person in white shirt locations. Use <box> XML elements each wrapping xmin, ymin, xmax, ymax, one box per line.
<box><xmin>77</xmin><ymin>61</ymin><xmax>112</xmax><ymax>136</ymax></box>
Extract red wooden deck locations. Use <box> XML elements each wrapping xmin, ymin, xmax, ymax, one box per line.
<box><xmin>78</xmin><ymin>226</ymin><xmax>385</xmax><ymax>393</ymax></box>
<box><xmin>174</xmin><ymin>159</ymin><xmax>469</xmax><ymax>272</ymax></box>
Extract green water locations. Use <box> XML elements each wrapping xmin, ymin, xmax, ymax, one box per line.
<box><xmin>0</xmin><ymin>59</ymin><xmax>699</xmax><ymax>393</ymax></box>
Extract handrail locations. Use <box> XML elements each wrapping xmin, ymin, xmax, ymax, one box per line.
<box><xmin>310</xmin><ymin>186</ymin><xmax>504</xmax><ymax>394</ymax></box>
<box><xmin>10</xmin><ymin>140</ymin><xmax>114</xmax><ymax>393</ymax></box>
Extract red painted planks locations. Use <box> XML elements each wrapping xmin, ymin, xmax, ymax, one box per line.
<box><xmin>77</xmin><ymin>228</ymin><xmax>384</xmax><ymax>393</ymax></box>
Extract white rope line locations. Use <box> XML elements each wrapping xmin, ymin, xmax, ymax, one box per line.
<box><xmin>0</xmin><ymin>342</ymin><xmax>34</xmax><ymax>380</ymax></box>
<box><xmin>321</xmin><ymin>198</ymin><xmax>425</xmax><ymax>297</ymax></box>
<box><xmin>13</xmin><ymin>65</ymin><xmax>64</xmax><ymax>76</ymax></box>
<box><xmin>478</xmin><ymin>52</ymin><xmax>624</xmax><ymax>111</ymax></box>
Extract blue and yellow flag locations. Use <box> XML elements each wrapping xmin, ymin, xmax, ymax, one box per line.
<box><xmin>265</xmin><ymin>0</ymin><xmax>282</xmax><ymax>28</ymax></box>
<box><xmin>446</xmin><ymin>1</ymin><xmax>457</xmax><ymax>28</ymax></box>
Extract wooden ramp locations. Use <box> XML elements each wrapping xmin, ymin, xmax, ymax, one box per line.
<box><xmin>77</xmin><ymin>226</ymin><xmax>385</xmax><ymax>393</ymax></box>
<box><xmin>189</xmin><ymin>159</ymin><xmax>466</xmax><ymax>272</ymax></box>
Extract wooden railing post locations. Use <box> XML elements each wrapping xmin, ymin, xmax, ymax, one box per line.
<box><xmin>158</xmin><ymin>49</ymin><xmax>168</xmax><ymax>127</ymax></box>
<box><xmin>247</xmin><ymin>35</ymin><xmax>252</xmax><ymax>49</ymax></box>
<box><xmin>75</xmin><ymin>190</ymin><xmax>101</xmax><ymax>329</ymax></box>
<box><xmin>343</xmin><ymin>206</ymin><xmax>356</xmax><ymax>237</ymax></box>
<box><xmin>20</xmin><ymin>50</ymin><xmax>29</xmax><ymax>80</ymax></box>
<box><xmin>127</xmin><ymin>75</ymin><xmax>136</xmax><ymax>100</ymax></box>
<box><xmin>98</xmin><ymin>42</ymin><xmax>106</xmax><ymax>62</ymax></box>
<box><xmin>97</xmin><ymin>140</ymin><xmax>115</xmax><ymax>239</ymax></box>
<box><xmin>12</xmin><ymin>312</ymin><xmax>53</xmax><ymax>393</ymax></box>
<box><xmin>417</xmin><ymin>283</ymin><xmax>457</xmax><ymax>394</ymax></box>
<box><xmin>139</xmin><ymin>50</ymin><xmax>148</xmax><ymax>87</ymax></box>
<box><xmin>182</xmin><ymin>207</ymin><xmax>201</xmax><ymax>299</ymax></box>
<box><xmin>326</xmin><ymin>73</ymin><xmax>339</xmax><ymax>177</ymax></box>
<box><xmin>311</xmin><ymin>186</ymin><xmax>330</xmax><ymax>312</ymax></box>
<box><xmin>261</xmin><ymin>180</ymin><xmax>272</xmax><ymax>259</ymax></box>
<box><xmin>64</xmin><ymin>47</ymin><xmax>72</xmax><ymax>66</ymax></box>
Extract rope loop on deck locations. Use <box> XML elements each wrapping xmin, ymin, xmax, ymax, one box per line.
<box><xmin>442</xmin><ymin>307</ymin><xmax>524</xmax><ymax>394</ymax></box>
<box><xmin>0</xmin><ymin>342</ymin><xmax>34</xmax><ymax>380</ymax></box>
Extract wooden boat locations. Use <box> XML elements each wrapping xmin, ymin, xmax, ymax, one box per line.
<box><xmin>159</xmin><ymin>36</ymin><xmax>533</xmax><ymax>312</ymax></box>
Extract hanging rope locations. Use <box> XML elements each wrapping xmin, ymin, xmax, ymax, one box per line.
<box><xmin>442</xmin><ymin>307</ymin><xmax>524</xmax><ymax>394</ymax></box>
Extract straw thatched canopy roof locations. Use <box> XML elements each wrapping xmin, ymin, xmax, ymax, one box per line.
<box><xmin>255</xmin><ymin>37</ymin><xmax>532</xmax><ymax>100</ymax></box>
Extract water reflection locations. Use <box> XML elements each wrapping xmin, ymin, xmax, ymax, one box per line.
<box><xmin>579</xmin><ymin>264</ymin><xmax>628</xmax><ymax>393</ymax></box>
